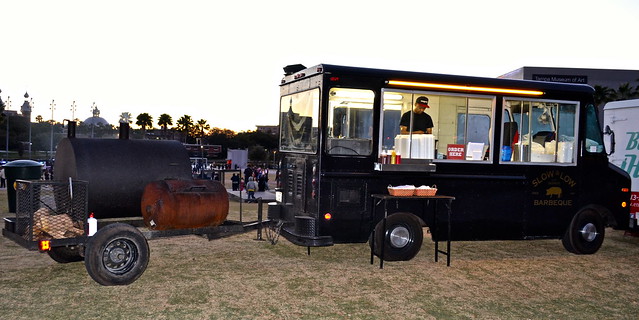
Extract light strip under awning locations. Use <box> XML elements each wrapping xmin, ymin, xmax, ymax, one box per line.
<box><xmin>387</xmin><ymin>80</ymin><xmax>545</xmax><ymax>96</ymax></box>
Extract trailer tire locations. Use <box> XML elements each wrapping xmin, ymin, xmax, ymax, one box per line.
<box><xmin>369</xmin><ymin>212</ymin><xmax>423</xmax><ymax>261</ymax></box>
<box><xmin>84</xmin><ymin>223</ymin><xmax>149</xmax><ymax>286</ymax></box>
<box><xmin>566</xmin><ymin>208</ymin><xmax>605</xmax><ymax>254</ymax></box>
<box><xmin>47</xmin><ymin>246</ymin><xmax>84</xmax><ymax>263</ymax></box>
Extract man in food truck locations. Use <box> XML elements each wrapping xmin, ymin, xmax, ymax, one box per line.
<box><xmin>400</xmin><ymin>96</ymin><xmax>434</xmax><ymax>134</ymax></box>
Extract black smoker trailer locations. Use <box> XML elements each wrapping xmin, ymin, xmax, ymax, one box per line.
<box><xmin>2</xmin><ymin>179</ymin><xmax>268</xmax><ymax>286</ymax></box>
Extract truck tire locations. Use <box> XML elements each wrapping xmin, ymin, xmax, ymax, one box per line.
<box><xmin>565</xmin><ymin>208</ymin><xmax>605</xmax><ymax>254</ymax></box>
<box><xmin>369</xmin><ymin>212</ymin><xmax>423</xmax><ymax>261</ymax></box>
<box><xmin>84</xmin><ymin>223</ymin><xmax>149</xmax><ymax>286</ymax></box>
<box><xmin>48</xmin><ymin>246</ymin><xmax>84</xmax><ymax>263</ymax></box>
<box><xmin>561</xmin><ymin>230</ymin><xmax>576</xmax><ymax>253</ymax></box>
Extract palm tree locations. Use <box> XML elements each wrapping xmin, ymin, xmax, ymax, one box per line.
<box><xmin>119</xmin><ymin>112</ymin><xmax>132</xmax><ymax>124</ymax></box>
<box><xmin>176</xmin><ymin>115</ymin><xmax>194</xmax><ymax>143</ymax></box>
<box><xmin>594</xmin><ymin>85</ymin><xmax>615</xmax><ymax>107</ymax></box>
<box><xmin>197</xmin><ymin>119</ymin><xmax>210</xmax><ymax>138</ymax></box>
<box><xmin>614</xmin><ymin>82</ymin><xmax>637</xmax><ymax>100</ymax></box>
<box><xmin>135</xmin><ymin>113</ymin><xmax>153</xmax><ymax>139</ymax></box>
<box><xmin>35</xmin><ymin>115</ymin><xmax>44</xmax><ymax>123</ymax></box>
<box><xmin>157</xmin><ymin>113</ymin><xmax>173</xmax><ymax>139</ymax></box>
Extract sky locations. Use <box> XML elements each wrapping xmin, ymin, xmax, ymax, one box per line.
<box><xmin>1</xmin><ymin>0</ymin><xmax>638</xmax><ymax>132</ymax></box>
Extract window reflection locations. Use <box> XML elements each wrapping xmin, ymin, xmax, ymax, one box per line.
<box><xmin>502</xmin><ymin>99</ymin><xmax>578</xmax><ymax>163</ymax></box>
<box><xmin>280</xmin><ymin>89</ymin><xmax>319</xmax><ymax>153</ymax></box>
<box><xmin>326</xmin><ymin>88</ymin><xmax>374</xmax><ymax>156</ymax></box>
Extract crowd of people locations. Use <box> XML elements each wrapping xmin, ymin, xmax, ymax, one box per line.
<box><xmin>229</xmin><ymin>164</ymin><xmax>274</xmax><ymax>201</ymax></box>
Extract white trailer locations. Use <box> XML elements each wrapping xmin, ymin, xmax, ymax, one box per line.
<box><xmin>604</xmin><ymin>99</ymin><xmax>639</xmax><ymax>230</ymax></box>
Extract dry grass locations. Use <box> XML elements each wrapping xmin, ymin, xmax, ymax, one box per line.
<box><xmin>2</xmin><ymin>188</ymin><xmax>639</xmax><ymax>319</ymax></box>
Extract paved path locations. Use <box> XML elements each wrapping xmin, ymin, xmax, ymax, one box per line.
<box><xmin>227</xmin><ymin>189</ymin><xmax>276</xmax><ymax>202</ymax></box>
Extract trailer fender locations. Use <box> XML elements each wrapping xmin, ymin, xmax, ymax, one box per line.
<box><xmin>369</xmin><ymin>212</ymin><xmax>423</xmax><ymax>261</ymax></box>
<box><xmin>47</xmin><ymin>245</ymin><xmax>84</xmax><ymax>263</ymax></box>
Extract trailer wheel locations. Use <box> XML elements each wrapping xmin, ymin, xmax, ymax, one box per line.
<box><xmin>47</xmin><ymin>246</ymin><xmax>84</xmax><ymax>263</ymax></box>
<box><xmin>565</xmin><ymin>208</ymin><xmax>605</xmax><ymax>254</ymax></box>
<box><xmin>84</xmin><ymin>223</ymin><xmax>149</xmax><ymax>286</ymax></box>
<box><xmin>369</xmin><ymin>212</ymin><xmax>423</xmax><ymax>261</ymax></box>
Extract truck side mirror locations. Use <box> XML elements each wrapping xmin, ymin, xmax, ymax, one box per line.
<box><xmin>603</xmin><ymin>125</ymin><xmax>615</xmax><ymax>155</ymax></box>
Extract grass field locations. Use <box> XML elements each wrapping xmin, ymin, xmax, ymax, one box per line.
<box><xmin>1</xmin><ymin>188</ymin><xmax>639</xmax><ymax>319</ymax></box>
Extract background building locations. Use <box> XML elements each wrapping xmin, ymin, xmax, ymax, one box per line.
<box><xmin>500</xmin><ymin>66</ymin><xmax>639</xmax><ymax>124</ymax></box>
<box><xmin>499</xmin><ymin>66</ymin><xmax>639</xmax><ymax>90</ymax></box>
<box><xmin>256</xmin><ymin>125</ymin><xmax>278</xmax><ymax>136</ymax></box>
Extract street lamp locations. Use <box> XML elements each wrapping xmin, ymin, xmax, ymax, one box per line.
<box><xmin>28</xmin><ymin>97</ymin><xmax>33</xmax><ymax>159</ymax></box>
<box><xmin>70</xmin><ymin>100</ymin><xmax>76</xmax><ymax>121</ymax></box>
<box><xmin>4</xmin><ymin>96</ymin><xmax>11</xmax><ymax>159</ymax></box>
<box><xmin>49</xmin><ymin>100</ymin><xmax>56</xmax><ymax>159</ymax></box>
<box><xmin>90</xmin><ymin>102</ymin><xmax>99</xmax><ymax>138</ymax></box>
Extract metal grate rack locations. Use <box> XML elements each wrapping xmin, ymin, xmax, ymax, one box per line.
<box><xmin>14</xmin><ymin>179</ymin><xmax>89</xmax><ymax>242</ymax></box>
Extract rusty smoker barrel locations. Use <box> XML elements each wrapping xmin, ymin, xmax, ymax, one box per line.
<box><xmin>141</xmin><ymin>179</ymin><xmax>229</xmax><ymax>230</ymax></box>
<box><xmin>54</xmin><ymin>138</ymin><xmax>192</xmax><ymax>219</ymax></box>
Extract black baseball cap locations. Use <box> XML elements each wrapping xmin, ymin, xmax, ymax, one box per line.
<box><xmin>416</xmin><ymin>96</ymin><xmax>429</xmax><ymax>108</ymax></box>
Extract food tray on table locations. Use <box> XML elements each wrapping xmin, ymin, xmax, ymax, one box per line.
<box><xmin>388</xmin><ymin>185</ymin><xmax>437</xmax><ymax>196</ymax></box>
<box><xmin>414</xmin><ymin>185</ymin><xmax>437</xmax><ymax>196</ymax></box>
<box><xmin>387</xmin><ymin>185</ymin><xmax>415</xmax><ymax>196</ymax></box>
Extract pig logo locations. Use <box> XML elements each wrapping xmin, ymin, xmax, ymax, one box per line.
<box><xmin>546</xmin><ymin>187</ymin><xmax>562</xmax><ymax>198</ymax></box>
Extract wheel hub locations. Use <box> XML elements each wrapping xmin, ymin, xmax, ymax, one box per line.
<box><xmin>579</xmin><ymin>223</ymin><xmax>598</xmax><ymax>242</ymax></box>
<box><xmin>102</xmin><ymin>239</ymin><xmax>137</xmax><ymax>274</ymax></box>
<box><xmin>389</xmin><ymin>226</ymin><xmax>410</xmax><ymax>248</ymax></box>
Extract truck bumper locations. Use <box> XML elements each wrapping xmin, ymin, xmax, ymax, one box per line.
<box><xmin>268</xmin><ymin>204</ymin><xmax>333</xmax><ymax>247</ymax></box>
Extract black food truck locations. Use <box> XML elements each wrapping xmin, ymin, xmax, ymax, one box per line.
<box><xmin>268</xmin><ymin>64</ymin><xmax>631</xmax><ymax>261</ymax></box>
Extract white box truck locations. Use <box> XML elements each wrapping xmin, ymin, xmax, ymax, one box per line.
<box><xmin>604</xmin><ymin>99</ymin><xmax>639</xmax><ymax>230</ymax></box>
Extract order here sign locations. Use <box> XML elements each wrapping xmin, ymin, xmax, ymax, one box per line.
<box><xmin>447</xmin><ymin>144</ymin><xmax>465</xmax><ymax>160</ymax></box>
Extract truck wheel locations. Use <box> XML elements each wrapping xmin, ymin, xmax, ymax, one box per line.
<box><xmin>48</xmin><ymin>246</ymin><xmax>84</xmax><ymax>263</ymax></box>
<box><xmin>369</xmin><ymin>212</ymin><xmax>423</xmax><ymax>261</ymax></box>
<box><xmin>84</xmin><ymin>223</ymin><xmax>149</xmax><ymax>286</ymax></box>
<box><xmin>565</xmin><ymin>208</ymin><xmax>605</xmax><ymax>254</ymax></box>
<box><xmin>561</xmin><ymin>231</ymin><xmax>576</xmax><ymax>253</ymax></box>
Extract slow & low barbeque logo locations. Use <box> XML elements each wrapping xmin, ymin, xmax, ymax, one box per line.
<box><xmin>531</xmin><ymin>170</ymin><xmax>576</xmax><ymax>207</ymax></box>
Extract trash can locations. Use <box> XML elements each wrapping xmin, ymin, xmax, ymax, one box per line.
<box><xmin>4</xmin><ymin>160</ymin><xmax>43</xmax><ymax>213</ymax></box>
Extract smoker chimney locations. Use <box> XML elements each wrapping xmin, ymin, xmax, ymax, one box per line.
<box><xmin>119</xmin><ymin>122</ymin><xmax>130</xmax><ymax>140</ymax></box>
<box><xmin>67</xmin><ymin>121</ymin><xmax>77</xmax><ymax>138</ymax></box>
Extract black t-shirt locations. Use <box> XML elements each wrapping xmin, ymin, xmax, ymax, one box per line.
<box><xmin>400</xmin><ymin>111</ymin><xmax>433</xmax><ymax>132</ymax></box>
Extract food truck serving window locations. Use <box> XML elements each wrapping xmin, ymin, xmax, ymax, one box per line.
<box><xmin>280</xmin><ymin>89</ymin><xmax>319</xmax><ymax>153</ymax></box>
<box><xmin>500</xmin><ymin>99</ymin><xmax>579</xmax><ymax>164</ymax></box>
<box><xmin>326</xmin><ymin>88</ymin><xmax>374</xmax><ymax>156</ymax></box>
<box><xmin>380</xmin><ymin>90</ymin><xmax>494</xmax><ymax>161</ymax></box>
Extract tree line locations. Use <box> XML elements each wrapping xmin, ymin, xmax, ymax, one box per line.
<box><xmin>129</xmin><ymin>113</ymin><xmax>278</xmax><ymax>161</ymax></box>
<box><xmin>0</xmin><ymin>107</ymin><xmax>278</xmax><ymax>162</ymax></box>
<box><xmin>594</xmin><ymin>80</ymin><xmax>639</xmax><ymax>106</ymax></box>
